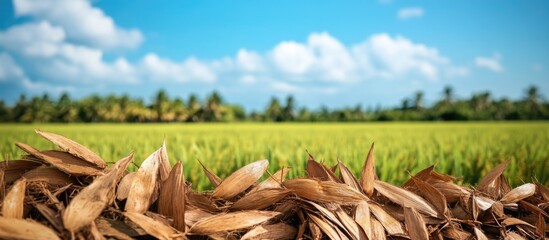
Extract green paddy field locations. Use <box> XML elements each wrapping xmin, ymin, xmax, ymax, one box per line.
<box><xmin>1</xmin><ymin>122</ymin><xmax>547</xmax><ymax>189</ymax></box>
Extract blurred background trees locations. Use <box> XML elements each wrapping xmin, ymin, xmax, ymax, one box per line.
<box><xmin>0</xmin><ymin>85</ymin><xmax>547</xmax><ymax>123</ymax></box>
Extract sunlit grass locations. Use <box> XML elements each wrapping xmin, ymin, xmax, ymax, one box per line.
<box><xmin>1</xmin><ymin>122</ymin><xmax>548</xmax><ymax>190</ymax></box>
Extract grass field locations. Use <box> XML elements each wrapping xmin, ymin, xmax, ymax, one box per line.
<box><xmin>1</xmin><ymin>122</ymin><xmax>548</xmax><ymax>189</ymax></box>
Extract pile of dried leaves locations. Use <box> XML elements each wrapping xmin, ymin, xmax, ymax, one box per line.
<box><xmin>0</xmin><ymin>130</ymin><xmax>548</xmax><ymax>240</ymax></box>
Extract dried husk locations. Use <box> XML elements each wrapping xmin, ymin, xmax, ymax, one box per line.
<box><xmin>212</xmin><ymin>159</ymin><xmax>268</xmax><ymax>199</ymax></box>
<box><xmin>0</xmin><ymin>160</ymin><xmax>42</xmax><ymax>183</ymax></box>
<box><xmin>249</xmin><ymin>167</ymin><xmax>289</xmax><ymax>192</ymax></box>
<box><xmin>89</xmin><ymin>221</ymin><xmax>106</xmax><ymax>240</ymax></box>
<box><xmin>368</xmin><ymin>202</ymin><xmax>405</xmax><ymax>235</ymax></box>
<box><xmin>34</xmin><ymin>204</ymin><xmax>64</xmax><ymax>232</ymax></box>
<box><xmin>22</xmin><ymin>167</ymin><xmax>74</xmax><ymax>186</ymax></box>
<box><xmin>308</xmin><ymin>214</ymin><xmax>343</xmax><ymax>240</ymax></box>
<box><xmin>474</xmin><ymin>227</ymin><xmax>489</xmax><ymax>240</ymax></box>
<box><xmin>411</xmin><ymin>176</ymin><xmax>449</xmax><ymax>217</ymax></box>
<box><xmin>500</xmin><ymin>183</ymin><xmax>536</xmax><ymax>204</ymax></box>
<box><xmin>361</xmin><ymin>143</ymin><xmax>376</xmax><ymax>196</ymax></box>
<box><xmin>0</xmin><ymin>216</ymin><xmax>60</xmax><ymax>240</ymax></box>
<box><xmin>335</xmin><ymin>207</ymin><xmax>365</xmax><ymax>240</ymax></box>
<box><xmin>198</xmin><ymin>160</ymin><xmax>222</xmax><ymax>187</ymax></box>
<box><xmin>403</xmin><ymin>207</ymin><xmax>429</xmax><ymax>240</ymax></box>
<box><xmin>370</xmin><ymin>217</ymin><xmax>387</xmax><ymax>240</ymax></box>
<box><xmin>354</xmin><ymin>201</ymin><xmax>372</xmax><ymax>239</ymax></box>
<box><xmin>16</xmin><ymin>143</ymin><xmax>102</xmax><ymax>176</ymax></box>
<box><xmin>284</xmin><ymin>178</ymin><xmax>366</xmax><ymax>204</ymax></box>
<box><xmin>374</xmin><ymin>180</ymin><xmax>440</xmax><ymax>218</ymax></box>
<box><xmin>2</xmin><ymin>178</ymin><xmax>26</xmax><ymax>219</ymax></box>
<box><xmin>116</xmin><ymin>172</ymin><xmax>135</xmax><ymax>200</ymax></box>
<box><xmin>241</xmin><ymin>223</ymin><xmax>297</xmax><ymax>240</ymax></box>
<box><xmin>123</xmin><ymin>212</ymin><xmax>181</xmax><ymax>240</ymax></box>
<box><xmin>306</xmin><ymin>158</ymin><xmax>339</xmax><ymax>182</ymax></box>
<box><xmin>477</xmin><ymin>162</ymin><xmax>508</xmax><ymax>199</ymax></box>
<box><xmin>231</xmin><ymin>188</ymin><xmax>291</xmax><ymax>210</ymax></box>
<box><xmin>185</xmin><ymin>209</ymin><xmax>214</xmax><ymax>226</ymax></box>
<box><xmin>125</xmin><ymin>149</ymin><xmax>161</xmax><ymax>213</ymax></box>
<box><xmin>35</xmin><ymin>130</ymin><xmax>106</xmax><ymax>168</ymax></box>
<box><xmin>157</xmin><ymin>161</ymin><xmax>186</xmax><ymax>232</ymax></box>
<box><xmin>190</xmin><ymin>210</ymin><xmax>280</xmax><ymax>234</ymax></box>
<box><xmin>63</xmin><ymin>153</ymin><xmax>133</xmax><ymax>232</ymax></box>
<box><xmin>158</xmin><ymin>141</ymin><xmax>172</xmax><ymax>182</ymax></box>
<box><xmin>338</xmin><ymin>161</ymin><xmax>361</xmax><ymax>191</ymax></box>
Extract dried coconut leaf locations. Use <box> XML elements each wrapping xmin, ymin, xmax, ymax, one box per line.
<box><xmin>89</xmin><ymin>221</ymin><xmax>106</xmax><ymax>240</ymax></box>
<box><xmin>475</xmin><ymin>195</ymin><xmax>496</xmax><ymax>211</ymax></box>
<box><xmin>125</xmin><ymin>149</ymin><xmax>161</xmax><ymax>213</ymax></box>
<box><xmin>536</xmin><ymin>183</ymin><xmax>549</xmax><ymax>201</ymax></box>
<box><xmin>374</xmin><ymin>180</ymin><xmax>440</xmax><ymax>218</ymax></box>
<box><xmin>443</xmin><ymin>224</ymin><xmax>471</xmax><ymax>240</ymax></box>
<box><xmin>306</xmin><ymin>201</ymin><xmax>351</xmax><ymax>237</ymax></box>
<box><xmin>361</xmin><ymin>143</ymin><xmax>376</xmax><ymax>196</ymax></box>
<box><xmin>123</xmin><ymin>212</ymin><xmax>180</xmax><ymax>240</ymax></box>
<box><xmin>403</xmin><ymin>207</ymin><xmax>429</xmax><ymax>240</ymax></box>
<box><xmin>190</xmin><ymin>210</ymin><xmax>280</xmax><ymax>234</ymax></box>
<box><xmin>369</xmin><ymin>202</ymin><xmax>405</xmax><ymax>235</ymax></box>
<box><xmin>198</xmin><ymin>160</ymin><xmax>222</xmax><ymax>188</ymax></box>
<box><xmin>158</xmin><ymin>161</ymin><xmax>186</xmax><ymax>232</ymax></box>
<box><xmin>535</xmin><ymin>213</ymin><xmax>545</xmax><ymax>238</ymax></box>
<box><xmin>212</xmin><ymin>159</ymin><xmax>268</xmax><ymax>199</ymax></box>
<box><xmin>2</xmin><ymin>178</ymin><xmax>25</xmax><ymax>219</ymax></box>
<box><xmin>504</xmin><ymin>232</ymin><xmax>526</xmax><ymax>240</ymax></box>
<box><xmin>370</xmin><ymin>217</ymin><xmax>387</xmax><ymax>240</ymax></box>
<box><xmin>35</xmin><ymin>204</ymin><xmax>64</xmax><ymax>232</ymax></box>
<box><xmin>249</xmin><ymin>167</ymin><xmax>289</xmax><ymax>192</ymax></box>
<box><xmin>500</xmin><ymin>183</ymin><xmax>536</xmax><ymax>204</ymax></box>
<box><xmin>35</xmin><ymin>130</ymin><xmax>106</xmax><ymax>168</ymax></box>
<box><xmin>116</xmin><ymin>172</ymin><xmax>134</xmax><ymax>200</ymax></box>
<box><xmin>354</xmin><ymin>201</ymin><xmax>372</xmax><ymax>240</ymax></box>
<box><xmin>0</xmin><ymin>160</ymin><xmax>42</xmax><ymax>183</ymax></box>
<box><xmin>16</xmin><ymin>143</ymin><xmax>101</xmax><ymax>176</ymax></box>
<box><xmin>338</xmin><ymin>161</ymin><xmax>361</xmax><ymax>191</ymax></box>
<box><xmin>0</xmin><ymin>216</ymin><xmax>60</xmax><ymax>240</ymax></box>
<box><xmin>477</xmin><ymin>162</ymin><xmax>508</xmax><ymax>198</ymax></box>
<box><xmin>308</xmin><ymin>219</ymin><xmax>322</xmax><ymax>240</ymax></box>
<box><xmin>231</xmin><ymin>188</ymin><xmax>291</xmax><ymax>210</ymax></box>
<box><xmin>411</xmin><ymin>177</ymin><xmax>448</xmax><ymax>217</ymax></box>
<box><xmin>474</xmin><ymin>227</ymin><xmax>488</xmax><ymax>240</ymax></box>
<box><xmin>96</xmin><ymin>218</ymin><xmax>141</xmax><ymax>239</ymax></box>
<box><xmin>284</xmin><ymin>178</ymin><xmax>366</xmax><ymax>204</ymax></box>
<box><xmin>308</xmin><ymin>214</ymin><xmax>343</xmax><ymax>240</ymax></box>
<box><xmin>403</xmin><ymin>165</ymin><xmax>435</xmax><ymax>188</ymax></box>
<box><xmin>502</xmin><ymin>218</ymin><xmax>536</xmax><ymax>228</ymax></box>
<box><xmin>64</xmin><ymin>153</ymin><xmax>133</xmax><ymax>232</ymax></box>
<box><xmin>430</xmin><ymin>181</ymin><xmax>470</xmax><ymax>204</ymax></box>
<box><xmin>22</xmin><ymin>167</ymin><xmax>74</xmax><ymax>186</ymax></box>
<box><xmin>158</xmin><ymin>141</ymin><xmax>172</xmax><ymax>182</ymax></box>
<box><xmin>241</xmin><ymin>223</ymin><xmax>297</xmax><ymax>240</ymax></box>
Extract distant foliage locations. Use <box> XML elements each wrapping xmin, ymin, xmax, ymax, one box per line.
<box><xmin>0</xmin><ymin>86</ymin><xmax>548</xmax><ymax>122</ymax></box>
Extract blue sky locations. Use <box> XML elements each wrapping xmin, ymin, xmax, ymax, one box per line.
<box><xmin>0</xmin><ymin>0</ymin><xmax>548</xmax><ymax>110</ymax></box>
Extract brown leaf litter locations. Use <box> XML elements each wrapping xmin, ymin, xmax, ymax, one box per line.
<box><xmin>0</xmin><ymin>130</ymin><xmax>547</xmax><ymax>239</ymax></box>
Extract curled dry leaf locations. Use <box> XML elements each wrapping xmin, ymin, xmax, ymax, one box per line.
<box><xmin>0</xmin><ymin>216</ymin><xmax>60</xmax><ymax>240</ymax></box>
<box><xmin>190</xmin><ymin>210</ymin><xmax>280</xmax><ymax>234</ymax></box>
<box><xmin>335</xmin><ymin>207</ymin><xmax>364</xmax><ymax>240</ymax></box>
<box><xmin>123</xmin><ymin>212</ymin><xmax>180</xmax><ymax>240</ymax></box>
<box><xmin>354</xmin><ymin>201</ymin><xmax>372</xmax><ymax>240</ymax></box>
<box><xmin>2</xmin><ymin>178</ymin><xmax>26</xmax><ymax>219</ymax></box>
<box><xmin>241</xmin><ymin>223</ymin><xmax>297</xmax><ymax>240</ymax></box>
<box><xmin>370</xmin><ymin>217</ymin><xmax>387</xmax><ymax>240</ymax></box>
<box><xmin>185</xmin><ymin>209</ymin><xmax>214</xmax><ymax>226</ymax></box>
<box><xmin>369</xmin><ymin>202</ymin><xmax>405</xmax><ymax>235</ymax></box>
<box><xmin>477</xmin><ymin>162</ymin><xmax>508</xmax><ymax>199</ymax></box>
<box><xmin>374</xmin><ymin>180</ymin><xmax>440</xmax><ymax>218</ymax></box>
<box><xmin>158</xmin><ymin>141</ymin><xmax>172</xmax><ymax>182</ymax></box>
<box><xmin>125</xmin><ymin>149</ymin><xmax>161</xmax><ymax>213</ymax></box>
<box><xmin>284</xmin><ymin>178</ymin><xmax>366</xmax><ymax>204</ymax></box>
<box><xmin>231</xmin><ymin>188</ymin><xmax>291</xmax><ymax>211</ymax></box>
<box><xmin>411</xmin><ymin>176</ymin><xmax>448</xmax><ymax>217</ymax></box>
<box><xmin>307</xmin><ymin>159</ymin><xmax>339</xmax><ymax>182</ymax></box>
<box><xmin>16</xmin><ymin>143</ymin><xmax>101</xmax><ymax>176</ymax></box>
<box><xmin>35</xmin><ymin>204</ymin><xmax>64</xmax><ymax>232</ymax></box>
<box><xmin>361</xmin><ymin>143</ymin><xmax>376</xmax><ymax>196</ymax></box>
<box><xmin>500</xmin><ymin>183</ymin><xmax>536</xmax><ymax>204</ymax></box>
<box><xmin>474</xmin><ymin>227</ymin><xmax>488</xmax><ymax>240</ymax></box>
<box><xmin>35</xmin><ymin>130</ymin><xmax>106</xmax><ymax>168</ymax></box>
<box><xmin>403</xmin><ymin>207</ymin><xmax>429</xmax><ymax>240</ymax></box>
<box><xmin>308</xmin><ymin>214</ymin><xmax>343</xmax><ymax>240</ymax></box>
<box><xmin>63</xmin><ymin>153</ymin><xmax>133</xmax><ymax>232</ymax></box>
<box><xmin>212</xmin><ymin>159</ymin><xmax>268</xmax><ymax>199</ymax></box>
<box><xmin>198</xmin><ymin>160</ymin><xmax>222</xmax><ymax>188</ymax></box>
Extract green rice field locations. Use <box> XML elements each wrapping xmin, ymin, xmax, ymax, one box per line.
<box><xmin>1</xmin><ymin>122</ymin><xmax>548</xmax><ymax>189</ymax></box>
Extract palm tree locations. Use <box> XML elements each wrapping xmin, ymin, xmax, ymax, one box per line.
<box><xmin>266</xmin><ymin>97</ymin><xmax>283</xmax><ymax>122</ymax></box>
<box><xmin>283</xmin><ymin>95</ymin><xmax>295</xmax><ymax>121</ymax></box>
<box><xmin>414</xmin><ymin>91</ymin><xmax>424</xmax><ymax>110</ymax></box>
<box><xmin>443</xmin><ymin>86</ymin><xmax>453</xmax><ymax>104</ymax></box>
<box><xmin>152</xmin><ymin>89</ymin><xmax>170</xmax><ymax>121</ymax></box>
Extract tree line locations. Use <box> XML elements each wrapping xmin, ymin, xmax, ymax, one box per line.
<box><xmin>0</xmin><ymin>86</ymin><xmax>547</xmax><ymax>123</ymax></box>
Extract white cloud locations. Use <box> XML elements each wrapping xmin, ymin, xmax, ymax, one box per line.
<box><xmin>240</xmin><ymin>75</ymin><xmax>257</xmax><ymax>84</ymax></box>
<box><xmin>0</xmin><ymin>21</ymin><xmax>65</xmax><ymax>57</ymax></box>
<box><xmin>0</xmin><ymin>53</ymin><xmax>24</xmax><ymax>81</ymax></box>
<box><xmin>270</xmin><ymin>81</ymin><xmax>301</xmax><ymax>93</ymax></box>
<box><xmin>475</xmin><ymin>53</ymin><xmax>503</xmax><ymax>72</ymax></box>
<box><xmin>398</xmin><ymin>7</ymin><xmax>425</xmax><ymax>20</ymax></box>
<box><xmin>141</xmin><ymin>53</ymin><xmax>217</xmax><ymax>83</ymax></box>
<box><xmin>271</xmin><ymin>41</ymin><xmax>315</xmax><ymax>75</ymax></box>
<box><xmin>236</xmin><ymin>49</ymin><xmax>263</xmax><ymax>72</ymax></box>
<box><xmin>13</xmin><ymin>0</ymin><xmax>143</xmax><ymax>50</ymax></box>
